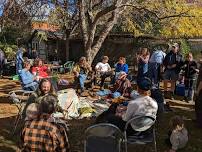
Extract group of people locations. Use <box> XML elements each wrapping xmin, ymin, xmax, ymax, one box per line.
<box><xmin>73</xmin><ymin>43</ymin><xmax>201</xmax><ymax>102</ymax></box>
<box><xmin>73</xmin><ymin>55</ymin><xmax>131</xmax><ymax>97</ymax></box>
<box><xmin>21</xmin><ymin>79</ymin><xmax>69</xmax><ymax>152</ymax></box>
<box><xmin>137</xmin><ymin>43</ymin><xmax>200</xmax><ymax>102</ymax></box>
<box><xmin>2</xmin><ymin>43</ymin><xmax>202</xmax><ymax>152</ymax></box>
<box><xmin>20</xmin><ymin>76</ymin><xmax>190</xmax><ymax>152</ymax></box>
<box><xmin>18</xmin><ymin>58</ymin><xmax>53</xmax><ymax>91</ymax></box>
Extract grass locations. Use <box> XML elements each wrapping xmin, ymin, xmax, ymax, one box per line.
<box><xmin>0</xmin><ymin>107</ymin><xmax>202</xmax><ymax>152</ymax></box>
<box><xmin>0</xmin><ymin>77</ymin><xmax>202</xmax><ymax>152</ymax></box>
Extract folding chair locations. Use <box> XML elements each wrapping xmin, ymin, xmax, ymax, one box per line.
<box><xmin>8</xmin><ymin>90</ymin><xmax>34</xmax><ymax>134</ymax></box>
<box><xmin>124</xmin><ymin>114</ymin><xmax>157</xmax><ymax>152</ymax></box>
<box><xmin>84</xmin><ymin>123</ymin><xmax>126</xmax><ymax>152</ymax></box>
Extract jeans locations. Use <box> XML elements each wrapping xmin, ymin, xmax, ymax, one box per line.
<box><xmin>100</xmin><ymin>71</ymin><xmax>113</xmax><ymax>87</ymax></box>
<box><xmin>185</xmin><ymin>79</ymin><xmax>195</xmax><ymax>100</ymax></box>
<box><xmin>148</xmin><ymin>62</ymin><xmax>161</xmax><ymax>87</ymax></box>
<box><xmin>16</xmin><ymin>62</ymin><xmax>23</xmax><ymax>74</ymax></box>
<box><xmin>23</xmin><ymin>82</ymin><xmax>38</xmax><ymax>91</ymax></box>
<box><xmin>79</xmin><ymin>74</ymin><xmax>87</xmax><ymax>90</ymax></box>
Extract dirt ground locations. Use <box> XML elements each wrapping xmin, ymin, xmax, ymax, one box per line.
<box><xmin>0</xmin><ymin>77</ymin><xmax>202</xmax><ymax>152</ymax></box>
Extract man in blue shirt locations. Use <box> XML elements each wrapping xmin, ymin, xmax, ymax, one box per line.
<box><xmin>148</xmin><ymin>47</ymin><xmax>166</xmax><ymax>88</ymax></box>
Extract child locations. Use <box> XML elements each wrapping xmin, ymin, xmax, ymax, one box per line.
<box><xmin>181</xmin><ymin>53</ymin><xmax>199</xmax><ymax>101</ymax></box>
<box><xmin>166</xmin><ymin>116</ymin><xmax>188</xmax><ymax>152</ymax></box>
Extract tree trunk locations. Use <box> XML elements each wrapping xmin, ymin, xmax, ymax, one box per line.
<box><xmin>86</xmin><ymin>48</ymin><xmax>94</xmax><ymax>65</ymax></box>
<box><xmin>85</xmin><ymin>12</ymin><xmax>119</xmax><ymax>65</ymax></box>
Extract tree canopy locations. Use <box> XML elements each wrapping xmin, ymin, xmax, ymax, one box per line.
<box><xmin>0</xmin><ymin>0</ymin><xmax>201</xmax><ymax>64</ymax></box>
<box><xmin>121</xmin><ymin>0</ymin><xmax>202</xmax><ymax>38</ymax></box>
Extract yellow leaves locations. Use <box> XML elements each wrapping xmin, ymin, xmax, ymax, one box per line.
<box><xmin>124</xmin><ymin>19</ymin><xmax>144</xmax><ymax>36</ymax></box>
<box><xmin>124</xmin><ymin>0</ymin><xmax>202</xmax><ymax>38</ymax></box>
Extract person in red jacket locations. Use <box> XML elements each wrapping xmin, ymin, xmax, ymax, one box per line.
<box><xmin>32</xmin><ymin>59</ymin><xmax>50</xmax><ymax>79</ymax></box>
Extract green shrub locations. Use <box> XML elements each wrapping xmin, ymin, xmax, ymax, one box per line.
<box><xmin>180</xmin><ymin>39</ymin><xmax>191</xmax><ymax>57</ymax></box>
<box><xmin>0</xmin><ymin>43</ymin><xmax>18</xmax><ymax>60</ymax></box>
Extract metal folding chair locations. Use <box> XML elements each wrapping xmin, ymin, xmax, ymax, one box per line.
<box><xmin>8</xmin><ymin>90</ymin><xmax>34</xmax><ymax>134</ymax></box>
<box><xmin>124</xmin><ymin>114</ymin><xmax>157</xmax><ymax>152</ymax></box>
<box><xmin>84</xmin><ymin>123</ymin><xmax>126</xmax><ymax>152</ymax></box>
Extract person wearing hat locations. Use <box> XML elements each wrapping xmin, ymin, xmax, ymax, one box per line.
<box><xmin>103</xmin><ymin>77</ymin><xmax>158</xmax><ymax>135</ymax></box>
<box><xmin>112</xmin><ymin>71</ymin><xmax>132</xmax><ymax>98</ymax></box>
<box><xmin>122</xmin><ymin>77</ymin><xmax>158</xmax><ymax>128</ymax></box>
<box><xmin>163</xmin><ymin>43</ymin><xmax>184</xmax><ymax>99</ymax></box>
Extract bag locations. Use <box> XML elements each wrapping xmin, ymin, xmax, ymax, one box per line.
<box><xmin>175</xmin><ymin>84</ymin><xmax>185</xmax><ymax>96</ymax></box>
<box><xmin>12</xmin><ymin>75</ymin><xmax>19</xmax><ymax>80</ymax></box>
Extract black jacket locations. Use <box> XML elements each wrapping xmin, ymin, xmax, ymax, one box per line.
<box><xmin>163</xmin><ymin>51</ymin><xmax>184</xmax><ymax>73</ymax></box>
<box><xmin>182</xmin><ymin>60</ymin><xmax>198</xmax><ymax>79</ymax></box>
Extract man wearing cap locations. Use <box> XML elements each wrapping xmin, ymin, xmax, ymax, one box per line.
<box><xmin>163</xmin><ymin>43</ymin><xmax>183</xmax><ymax>99</ymax></box>
<box><xmin>105</xmin><ymin>77</ymin><xmax>158</xmax><ymax>135</ymax></box>
<box><xmin>122</xmin><ymin>78</ymin><xmax>158</xmax><ymax>126</ymax></box>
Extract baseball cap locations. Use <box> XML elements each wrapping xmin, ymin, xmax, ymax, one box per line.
<box><xmin>172</xmin><ymin>43</ymin><xmax>179</xmax><ymax>48</ymax></box>
<box><xmin>137</xmin><ymin>77</ymin><xmax>152</xmax><ymax>91</ymax></box>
